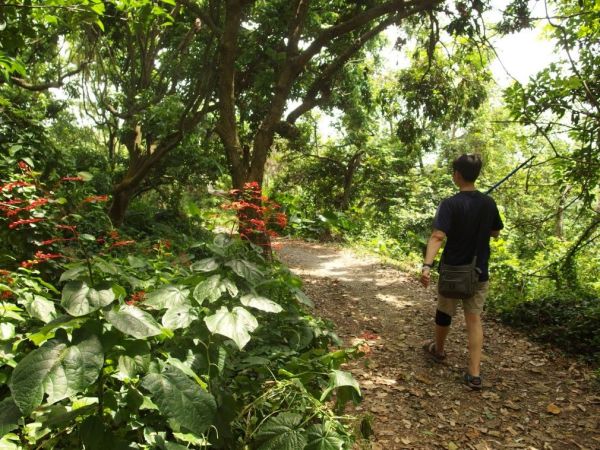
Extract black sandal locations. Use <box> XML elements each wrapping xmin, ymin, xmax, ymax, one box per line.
<box><xmin>422</xmin><ymin>340</ymin><xmax>446</xmax><ymax>363</ymax></box>
<box><xmin>464</xmin><ymin>372</ymin><xmax>482</xmax><ymax>390</ymax></box>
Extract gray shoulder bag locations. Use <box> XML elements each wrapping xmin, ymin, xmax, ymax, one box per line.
<box><xmin>437</xmin><ymin>256</ymin><xmax>480</xmax><ymax>299</ymax></box>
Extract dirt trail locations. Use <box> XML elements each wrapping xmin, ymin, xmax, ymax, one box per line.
<box><xmin>276</xmin><ymin>239</ymin><xmax>600</xmax><ymax>450</ymax></box>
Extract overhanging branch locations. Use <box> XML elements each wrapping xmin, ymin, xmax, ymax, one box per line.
<box><xmin>10</xmin><ymin>63</ymin><xmax>87</xmax><ymax>91</ymax></box>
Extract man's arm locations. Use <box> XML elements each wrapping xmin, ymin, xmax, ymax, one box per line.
<box><xmin>420</xmin><ymin>229</ymin><xmax>446</xmax><ymax>288</ymax></box>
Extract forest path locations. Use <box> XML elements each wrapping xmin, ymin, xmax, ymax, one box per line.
<box><xmin>275</xmin><ymin>239</ymin><xmax>600</xmax><ymax>450</ymax></box>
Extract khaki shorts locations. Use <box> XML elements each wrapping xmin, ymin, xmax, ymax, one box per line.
<box><xmin>437</xmin><ymin>281</ymin><xmax>489</xmax><ymax>316</ymax></box>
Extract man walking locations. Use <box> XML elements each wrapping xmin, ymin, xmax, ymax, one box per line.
<box><xmin>420</xmin><ymin>154</ymin><xmax>503</xmax><ymax>390</ymax></box>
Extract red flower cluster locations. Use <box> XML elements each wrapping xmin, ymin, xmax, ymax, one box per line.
<box><xmin>5</xmin><ymin>197</ymin><xmax>49</xmax><ymax>217</ymax></box>
<box><xmin>223</xmin><ymin>181</ymin><xmax>287</xmax><ymax>247</ymax></box>
<box><xmin>40</xmin><ymin>237</ymin><xmax>77</xmax><ymax>246</ymax></box>
<box><xmin>8</xmin><ymin>218</ymin><xmax>45</xmax><ymax>229</ymax></box>
<box><xmin>126</xmin><ymin>290</ymin><xmax>146</xmax><ymax>305</ymax></box>
<box><xmin>0</xmin><ymin>181</ymin><xmax>33</xmax><ymax>192</ymax></box>
<box><xmin>83</xmin><ymin>195</ymin><xmax>109</xmax><ymax>203</ymax></box>
<box><xmin>0</xmin><ymin>269</ymin><xmax>14</xmax><ymax>288</ymax></box>
<box><xmin>18</xmin><ymin>161</ymin><xmax>31</xmax><ymax>172</ymax></box>
<box><xmin>56</xmin><ymin>224</ymin><xmax>77</xmax><ymax>233</ymax></box>
<box><xmin>110</xmin><ymin>240</ymin><xmax>135</xmax><ymax>248</ymax></box>
<box><xmin>21</xmin><ymin>251</ymin><xmax>64</xmax><ymax>269</ymax></box>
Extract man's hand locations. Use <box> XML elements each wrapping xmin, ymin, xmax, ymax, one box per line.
<box><xmin>420</xmin><ymin>267</ymin><xmax>431</xmax><ymax>288</ymax></box>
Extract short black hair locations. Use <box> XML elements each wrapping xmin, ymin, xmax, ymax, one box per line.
<box><xmin>452</xmin><ymin>154</ymin><xmax>482</xmax><ymax>182</ymax></box>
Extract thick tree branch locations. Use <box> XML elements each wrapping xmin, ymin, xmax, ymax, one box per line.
<box><xmin>295</xmin><ymin>0</ymin><xmax>441</xmax><ymax>70</ymax></box>
<box><xmin>287</xmin><ymin>14</ymin><xmax>398</xmax><ymax>124</ymax></box>
<box><xmin>10</xmin><ymin>63</ymin><xmax>87</xmax><ymax>91</ymax></box>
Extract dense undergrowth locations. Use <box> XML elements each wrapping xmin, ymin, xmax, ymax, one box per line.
<box><xmin>0</xmin><ymin>155</ymin><xmax>363</xmax><ymax>449</ymax></box>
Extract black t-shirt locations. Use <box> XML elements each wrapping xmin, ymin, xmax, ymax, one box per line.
<box><xmin>433</xmin><ymin>190</ymin><xmax>503</xmax><ymax>282</ymax></box>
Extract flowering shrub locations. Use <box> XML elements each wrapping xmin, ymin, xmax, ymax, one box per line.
<box><xmin>223</xmin><ymin>181</ymin><xmax>288</xmax><ymax>250</ymax></box>
<box><xmin>0</xmin><ymin>161</ymin><xmax>361</xmax><ymax>448</ymax></box>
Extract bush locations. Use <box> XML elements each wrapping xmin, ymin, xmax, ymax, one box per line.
<box><xmin>488</xmin><ymin>292</ymin><xmax>600</xmax><ymax>362</ymax></box>
<box><xmin>0</xmin><ymin>165</ymin><xmax>362</xmax><ymax>449</ymax></box>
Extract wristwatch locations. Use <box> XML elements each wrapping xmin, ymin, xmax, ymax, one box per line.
<box><xmin>422</xmin><ymin>263</ymin><xmax>434</xmax><ymax>270</ymax></box>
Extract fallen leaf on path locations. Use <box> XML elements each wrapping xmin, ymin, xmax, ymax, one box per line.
<box><xmin>447</xmin><ymin>442</ymin><xmax>459</xmax><ymax>450</ymax></box>
<box><xmin>546</xmin><ymin>403</ymin><xmax>561</xmax><ymax>415</ymax></box>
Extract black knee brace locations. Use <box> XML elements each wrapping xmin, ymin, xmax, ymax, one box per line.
<box><xmin>435</xmin><ymin>309</ymin><xmax>452</xmax><ymax>327</ymax></box>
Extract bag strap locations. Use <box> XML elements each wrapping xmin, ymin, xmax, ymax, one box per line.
<box><xmin>470</xmin><ymin>193</ymin><xmax>490</xmax><ymax>268</ymax></box>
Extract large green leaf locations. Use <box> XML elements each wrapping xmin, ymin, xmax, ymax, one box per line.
<box><xmin>320</xmin><ymin>370</ymin><xmax>361</xmax><ymax>407</ymax></box>
<box><xmin>255</xmin><ymin>412</ymin><xmax>307</xmax><ymax>450</ymax></box>
<box><xmin>161</xmin><ymin>304</ymin><xmax>198</xmax><ymax>330</ymax></box>
<box><xmin>141</xmin><ymin>366</ymin><xmax>216</xmax><ymax>435</ymax></box>
<box><xmin>292</xmin><ymin>288</ymin><xmax>314</xmax><ymax>307</ymax></box>
<box><xmin>222</xmin><ymin>278</ymin><xmax>239</xmax><ymax>298</ymax></box>
<box><xmin>0</xmin><ymin>397</ymin><xmax>21</xmax><ymax>437</ymax></box>
<box><xmin>190</xmin><ymin>258</ymin><xmax>219</xmax><ymax>273</ymax></box>
<box><xmin>193</xmin><ymin>275</ymin><xmax>225</xmax><ymax>304</ymax></box>
<box><xmin>225</xmin><ymin>259</ymin><xmax>263</xmax><ymax>283</ymax></box>
<box><xmin>144</xmin><ymin>285</ymin><xmax>190</xmax><ymax>310</ymax></box>
<box><xmin>61</xmin><ymin>281</ymin><xmax>115</xmax><ymax>317</ymax></box>
<box><xmin>0</xmin><ymin>323</ymin><xmax>15</xmax><ymax>341</ymax></box>
<box><xmin>204</xmin><ymin>306</ymin><xmax>258</xmax><ymax>350</ymax></box>
<box><xmin>105</xmin><ymin>305</ymin><xmax>162</xmax><ymax>339</ymax></box>
<box><xmin>24</xmin><ymin>295</ymin><xmax>57</xmax><ymax>323</ymax></box>
<box><xmin>80</xmin><ymin>415</ymin><xmax>116</xmax><ymax>450</ymax></box>
<box><xmin>240</xmin><ymin>294</ymin><xmax>283</xmax><ymax>313</ymax></box>
<box><xmin>305</xmin><ymin>423</ymin><xmax>345</xmax><ymax>450</ymax></box>
<box><xmin>58</xmin><ymin>266</ymin><xmax>86</xmax><ymax>282</ymax></box>
<box><xmin>9</xmin><ymin>335</ymin><xmax>103</xmax><ymax>415</ymax></box>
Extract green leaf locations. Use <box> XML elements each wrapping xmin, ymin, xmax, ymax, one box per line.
<box><xmin>0</xmin><ymin>397</ymin><xmax>21</xmax><ymax>437</ymax></box>
<box><xmin>305</xmin><ymin>423</ymin><xmax>345</xmax><ymax>450</ymax></box>
<box><xmin>193</xmin><ymin>275</ymin><xmax>225</xmax><ymax>304</ymax></box>
<box><xmin>94</xmin><ymin>259</ymin><xmax>118</xmax><ymax>275</ymax></box>
<box><xmin>80</xmin><ymin>415</ymin><xmax>115</xmax><ymax>450</ymax></box>
<box><xmin>61</xmin><ymin>281</ymin><xmax>115</xmax><ymax>317</ymax></box>
<box><xmin>204</xmin><ymin>306</ymin><xmax>258</xmax><ymax>350</ymax></box>
<box><xmin>0</xmin><ymin>323</ymin><xmax>15</xmax><ymax>341</ymax></box>
<box><xmin>144</xmin><ymin>285</ymin><xmax>190</xmax><ymax>310</ymax></box>
<box><xmin>105</xmin><ymin>305</ymin><xmax>162</xmax><ymax>339</ymax></box>
<box><xmin>141</xmin><ymin>366</ymin><xmax>216</xmax><ymax>435</ymax></box>
<box><xmin>320</xmin><ymin>370</ymin><xmax>361</xmax><ymax>407</ymax></box>
<box><xmin>190</xmin><ymin>258</ymin><xmax>219</xmax><ymax>273</ymax></box>
<box><xmin>292</xmin><ymin>288</ymin><xmax>314</xmax><ymax>307</ymax></box>
<box><xmin>24</xmin><ymin>295</ymin><xmax>57</xmax><ymax>323</ymax></box>
<box><xmin>161</xmin><ymin>304</ymin><xmax>198</xmax><ymax>330</ymax></box>
<box><xmin>77</xmin><ymin>171</ymin><xmax>93</xmax><ymax>181</ymax></box>
<box><xmin>59</xmin><ymin>266</ymin><xmax>86</xmax><ymax>282</ymax></box>
<box><xmin>90</xmin><ymin>2</ymin><xmax>105</xmax><ymax>14</ymax></box>
<box><xmin>255</xmin><ymin>412</ymin><xmax>307</xmax><ymax>450</ymax></box>
<box><xmin>9</xmin><ymin>335</ymin><xmax>103</xmax><ymax>415</ymax></box>
<box><xmin>222</xmin><ymin>278</ymin><xmax>239</xmax><ymax>298</ymax></box>
<box><xmin>0</xmin><ymin>436</ymin><xmax>19</xmax><ymax>450</ymax></box>
<box><xmin>127</xmin><ymin>255</ymin><xmax>147</xmax><ymax>269</ymax></box>
<box><xmin>240</xmin><ymin>294</ymin><xmax>283</xmax><ymax>313</ymax></box>
<box><xmin>225</xmin><ymin>259</ymin><xmax>263</xmax><ymax>283</ymax></box>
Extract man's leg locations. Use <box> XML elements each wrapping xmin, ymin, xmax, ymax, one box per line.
<box><xmin>435</xmin><ymin>309</ymin><xmax>452</xmax><ymax>355</ymax></box>
<box><xmin>464</xmin><ymin>312</ymin><xmax>483</xmax><ymax>376</ymax></box>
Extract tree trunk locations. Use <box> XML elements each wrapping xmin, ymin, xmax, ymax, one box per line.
<box><xmin>339</xmin><ymin>151</ymin><xmax>364</xmax><ymax>211</ymax></box>
<box><xmin>109</xmin><ymin>187</ymin><xmax>134</xmax><ymax>227</ymax></box>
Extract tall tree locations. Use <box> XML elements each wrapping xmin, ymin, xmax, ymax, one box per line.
<box><xmin>202</xmin><ymin>0</ymin><xmax>491</xmax><ymax>248</ymax></box>
<box><xmin>76</xmin><ymin>1</ymin><xmax>219</xmax><ymax>225</ymax></box>
<box><xmin>504</xmin><ymin>0</ymin><xmax>600</xmax><ymax>288</ymax></box>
